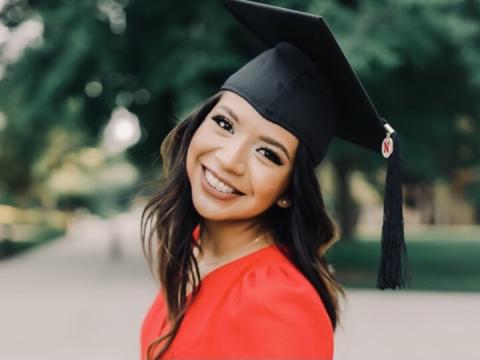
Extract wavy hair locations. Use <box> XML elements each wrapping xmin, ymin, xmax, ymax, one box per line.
<box><xmin>141</xmin><ymin>90</ymin><xmax>344</xmax><ymax>360</ymax></box>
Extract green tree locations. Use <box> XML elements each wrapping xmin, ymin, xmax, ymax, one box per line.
<box><xmin>1</xmin><ymin>0</ymin><xmax>479</xmax><ymax>230</ymax></box>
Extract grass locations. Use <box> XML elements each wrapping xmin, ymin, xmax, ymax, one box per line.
<box><xmin>327</xmin><ymin>230</ymin><xmax>480</xmax><ymax>292</ymax></box>
<box><xmin>0</xmin><ymin>227</ymin><xmax>64</xmax><ymax>260</ymax></box>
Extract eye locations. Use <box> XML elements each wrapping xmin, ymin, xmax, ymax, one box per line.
<box><xmin>212</xmin><ymin>115</ymin><xmax>283</xmax><ymax>166</ymax></box>
<box><xmin>211</xmin><ymin>115</ymin><xmax>234</xmax><ymax>134</ymax></box>
<box><xmin>257</xmin><ymin>146</ymin><xmax>283</xmax><ymax>166</ymax></box>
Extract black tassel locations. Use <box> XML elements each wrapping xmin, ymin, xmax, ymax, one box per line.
<box><xmin>377</xmin><ymin>131</ymin><xmax>409</xmax><ymax>290</ymax></box>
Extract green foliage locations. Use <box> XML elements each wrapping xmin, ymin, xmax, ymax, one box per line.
<box><xmin>0</xmin><ymin>0</ymin><xmax>479</xmax><ymax>215</ymax></box>
<box><xmin>309</xmin><ymin>0</ymin><xmax>480</xmax><ymax>183</ymax></box>
<box><xmin>327</xmin><ymin>233</ymin><xmax>480</xmax><ymax>292</ymax></box>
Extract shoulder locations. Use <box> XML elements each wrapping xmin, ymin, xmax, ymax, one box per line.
<box><xmin>235</xmin><ymin>259</ymin><xmax>332</xmax><ymax>328</ymax></box>
<box><xmin>217</xmin><ymin>256</ymin><xmax>334</xmax><ymax>359</ymax></box>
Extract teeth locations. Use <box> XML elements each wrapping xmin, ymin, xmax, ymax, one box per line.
<box><xmin>204</xmin><ymin>168</ymin><xmax>236</xmax><ymax>194</ymax></box>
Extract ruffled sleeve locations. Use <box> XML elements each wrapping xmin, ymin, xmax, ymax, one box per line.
<box><xmin>211</xmin><ymin>262</ymin><xmax>334</xmax><ymax>360</ymax></box>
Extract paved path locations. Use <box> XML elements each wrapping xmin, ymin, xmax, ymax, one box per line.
<box><xmin>0</xmin><ymin>208</ymin><xmax>157</xmax><ymax>360</ymax></box>
<box><xmin>1</xmin><ymin>207</ymin><xmax>478</xmax><ymax>359</ymax></box>
<box><xmin>335</xmin><ymin>289</ymin><xmax>480</xmax><ymax>360</ymax></box>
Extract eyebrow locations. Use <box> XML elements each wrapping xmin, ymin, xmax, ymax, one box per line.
<box><xmin>217</xmin><ymin>104</ymin><xmax>292</xmax><ymax>162</ymax></box>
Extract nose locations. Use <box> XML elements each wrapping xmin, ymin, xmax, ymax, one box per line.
<box><xmin>216</xmin><ymin>139</ymin><xmax>247</xmax><ymax>175</ymax></box>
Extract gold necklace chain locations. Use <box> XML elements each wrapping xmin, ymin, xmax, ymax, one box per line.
<box><xmin>196</xmin><ymin>231</ymin><xmax>272</xmax><ymax>267</ymax></box>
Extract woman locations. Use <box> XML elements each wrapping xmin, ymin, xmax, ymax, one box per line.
<box><xmin>140</xmin><ymin>1</ymin><xmax>408</xmax><ymax>359</ymax></box>
<box><xmin>141</xmin><ymin>88</ymin><xmax>341</xmax><ymax>359</ymax></box>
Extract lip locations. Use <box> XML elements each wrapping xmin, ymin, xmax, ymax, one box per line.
<box><xmin>201</xmin><ymin>165</ymin><xmax>244</xmax><ymax>200</ymax></box>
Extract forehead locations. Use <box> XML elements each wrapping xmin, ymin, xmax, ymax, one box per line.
<box><xmin>215</xmin><ymin>91</ymin><xmax>299</xmax><ymax>148</ymax></box>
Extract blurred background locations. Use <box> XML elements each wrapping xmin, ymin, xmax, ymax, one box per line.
<box><xmin>0</xmin><ymin>0</ymin><xmax>479</xmax><ymax>359</ymax></box>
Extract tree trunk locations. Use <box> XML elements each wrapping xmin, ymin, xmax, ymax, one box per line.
<box><xmin>333</xmin><ymin>159</ymin><xmax>360</xmax><ymax>241</ymax></box>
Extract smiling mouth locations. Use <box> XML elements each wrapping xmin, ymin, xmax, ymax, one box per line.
<box><xmin>202</xmin><ymin>165</ymin><xmax>244</xmax><ymax>195</ymax></box>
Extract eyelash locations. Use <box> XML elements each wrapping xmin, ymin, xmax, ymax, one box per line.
<box><xmin>211</xmin><ymin>115</ymin><xmax>283</xmax><ymax>166</ymax></box>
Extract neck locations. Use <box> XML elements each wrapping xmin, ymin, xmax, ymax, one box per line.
<box><xmin>200</xmin><ymin>219</ymin><xmax>273</xmax><ymax>258</ymax></box>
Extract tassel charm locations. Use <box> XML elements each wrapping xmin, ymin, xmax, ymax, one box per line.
<box><xmin>377</xmin><ymin>124</ymin><xmax>409</xmax><ymax>290</ymax></box>
<box><xmin>381</xmin><ymin>126</ymin><xmax>394</xmax><ymax>158</ymax></box>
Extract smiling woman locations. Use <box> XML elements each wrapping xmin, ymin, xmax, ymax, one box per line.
<box><xmin>140</xmin><ymin>89</ymin><xmax>340</xmax><ymax>360</ymax></box>
<box><xmin>140</xmin><ymin>0</ymin><xmax>407</xmax><ymax>359</ymax></box>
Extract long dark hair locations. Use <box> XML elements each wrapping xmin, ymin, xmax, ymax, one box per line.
<box><xmin>141</xmin><ymin>90</ymin><xmax>344</xmax><ymax>360</ymax></box>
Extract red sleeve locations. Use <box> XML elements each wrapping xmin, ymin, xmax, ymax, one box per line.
<box><xmin>212</xmin><ymin>263</ymin><xmax>334</xmax><ymax>360</ymax></box>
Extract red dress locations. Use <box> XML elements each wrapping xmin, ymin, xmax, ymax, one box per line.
<box><xmin>140</xmin><ymin>227</ymin><xmax>333</xmax><ymax>360</ymax></box>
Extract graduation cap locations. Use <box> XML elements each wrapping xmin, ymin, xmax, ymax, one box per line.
<box><xmin>219</xmin><ymin>0</ymin><xmax>408</xmax><ymax>290</ymax></box>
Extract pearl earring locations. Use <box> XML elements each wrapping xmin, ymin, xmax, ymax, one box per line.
<box><xmin>278</xmin><ymin>199</ymin><xmax>289</xmax><ymax>207</ymax></box>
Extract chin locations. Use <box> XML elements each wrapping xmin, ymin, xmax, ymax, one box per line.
<box><xmin>191</xmin><ymin>195</ymin><xmax>237</xmax><ymax>221</ymax></box>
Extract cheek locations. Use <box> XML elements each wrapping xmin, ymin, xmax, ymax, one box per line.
<box><xmin>192</xmin><ymin>121</ymin><xmax>217</xmax><ymax>148</ymax></box>
<box><xmin>250</xmin><ymin>166</ymin><xmax>291</xmax><ymax>203</ymax></box>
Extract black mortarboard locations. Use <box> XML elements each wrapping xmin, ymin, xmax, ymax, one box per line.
<box><xmin>220</xmin><ymin>0</ymin><xmax>408</xmax><ymax>290</ymax></box>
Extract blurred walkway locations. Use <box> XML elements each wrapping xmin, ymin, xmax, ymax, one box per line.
<box><xmin>1</xmin><ymin>208</ymin><xmax>479</xmax><ymax>359</ymax></box>
<box><xmin>0</xmin><ymin>207</ymin><xmax>157</xmax><ymax>360</ymax></box>
<box><xmin>335</xmin><ymin>289</ymin><xmax>480</xmax><ymax>360</ymax></box>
